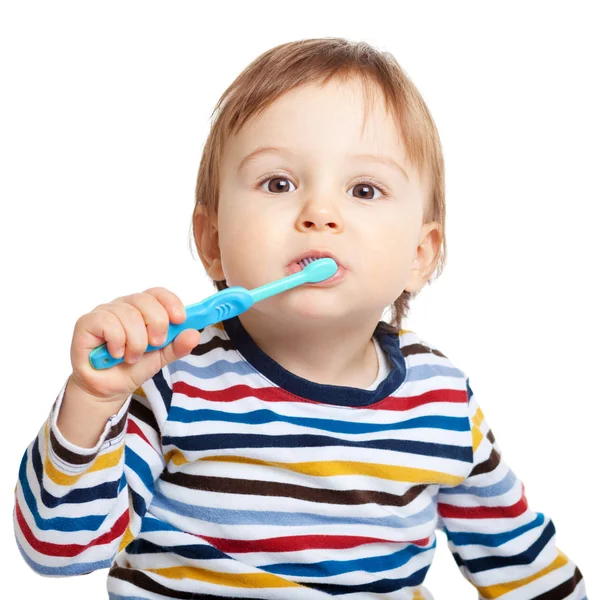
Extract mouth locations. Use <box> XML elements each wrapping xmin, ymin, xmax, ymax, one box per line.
<box><xmin>286</xmin><ymin>250</ymin><xmax>343</xmax><ymax>268</ymax></box>
<box><xmin>284</xmin><ymin>249</ymin><xmax>346</xmax><ymax>283</ymax></box>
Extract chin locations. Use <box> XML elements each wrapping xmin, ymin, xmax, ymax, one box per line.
<box><xmin>280</xmin><ymin>294</ymin><xmax>349</xmax><ymax>319</ymax></box>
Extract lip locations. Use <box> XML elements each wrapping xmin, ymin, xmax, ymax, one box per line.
<box><xmin>285</xmin><ymin>249</ymin><xmax>344</xmax><ymax>268</ymax></box>
<box><xmin>284</xmin><ymin>249</ymin><xmax>347</xmax><ymax>285</ymax></box>
<box><xmin>303</xmin><ymin>263</ymin><xmax>347</xmax><ymax>287</ymax></box>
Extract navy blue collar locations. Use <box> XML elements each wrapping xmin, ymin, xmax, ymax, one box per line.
<box><xmin>222</xmin><ymin>316</ymin><xmax>407</xmax><ymax>407</ymax></box>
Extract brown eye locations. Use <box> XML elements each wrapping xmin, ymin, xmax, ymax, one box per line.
<box><xmin>259</xmin><ymin>176</ymin><xmax>297</xmax><ymax>193</ymax></box>
<box><xmin>349</xmin><ymin>182</ymin><xmax>383</xmax><ymax>200</ymax></box>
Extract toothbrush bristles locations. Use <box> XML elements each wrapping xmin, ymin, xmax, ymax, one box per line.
<box><xmin>299</xmin><ymin>257</ymin><xmax>317</xmax><ymax>268</ymax></box>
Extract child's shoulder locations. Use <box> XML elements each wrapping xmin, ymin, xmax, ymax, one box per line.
<box><xmin>397</xmin><ymin>326</ymin><xmax>448</xmax><ymax>358</ymax></box>
<box><xmin>396</xmin><ymin>326</ymin><xmax>469</xmax><ymax>387</ymax></box>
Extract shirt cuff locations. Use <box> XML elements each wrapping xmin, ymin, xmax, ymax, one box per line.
<box><xmin>47</xmin><ymin>377</ymin><xmax>132</xmax><ymax>473</ymax></box>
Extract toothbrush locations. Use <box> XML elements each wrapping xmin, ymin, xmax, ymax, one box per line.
<box><xmin>88</xmin><ymin>257</ymin><xmax>338</xmax><ymax>370</ymax></box>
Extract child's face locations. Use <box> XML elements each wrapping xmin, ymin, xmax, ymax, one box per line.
<box><xmin>211</xmin><ymin>77</ymin><xmax>436</xmax><ymax>325</ymax></box>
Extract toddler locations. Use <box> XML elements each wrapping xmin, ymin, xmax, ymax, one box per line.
<box><xmin>13</xmin><ymin>38</ymin><xmax>587</xmax><ymax>599</ymax></box>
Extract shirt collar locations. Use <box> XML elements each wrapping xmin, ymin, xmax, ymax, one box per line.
<box><xmin>222</xmin><ymin>316</ymin><xmax>407</xmax><ymax>407</ymax></box>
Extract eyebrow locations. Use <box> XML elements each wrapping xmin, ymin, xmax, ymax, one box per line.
<box><xmin>236</xmin><ymin>145</ymin><xmax>409</xmax><ymax>181</ymax></box>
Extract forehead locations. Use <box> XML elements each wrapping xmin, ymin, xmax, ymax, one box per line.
<box><xmin>223</xmin><ymin>77</ymin><xmax>405</xmax><ymax>162</ymax></box>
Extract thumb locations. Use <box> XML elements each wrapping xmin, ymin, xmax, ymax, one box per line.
<box><xmin>159</xmin><ymin>328</ymin><xmax>202</xmax><ymax>367</ymax></box>
<box><xmin>127</xmin><ymin>329</ymin><xmax>202</xmax><ymax>389</ymax></box>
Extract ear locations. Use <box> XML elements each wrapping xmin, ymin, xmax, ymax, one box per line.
<box><xmin>404</xmin><ymin>221</ymin><xmax>442</xmax><ymax>294</ymax></box>
<box><xmin>193</xmin><ymin>205</ymin><xmax>225</xmax><ymax>281</ymax></box>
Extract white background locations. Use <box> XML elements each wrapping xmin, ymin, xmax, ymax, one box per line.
<box><xmin>1</xmin><ymin>1</ymin><xmax>598</xmax><ymax>598</ymax></box>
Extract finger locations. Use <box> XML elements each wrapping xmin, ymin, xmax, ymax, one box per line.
<box><xmin>143</xmin><ymin>287</ymin><xmax>187</xmax><ymax>325</ymax></box>
<box><xmin>125</xmin><ymin>328</ymin><xmax>202</xmax><ymax>386</ymax></box>
<box><xmin>73</xmin><ymin>310</ymin><xmax>126</xmax><ymax>363</ymax></box>
<box><xmin>159</xmin><ymin>328</ymin><xmax>202</xmax><ymax>368</ymax></box>
<box><xmin>100</xmin><ymin>302</ymin><xmax>149</xmax><ymax>364</ymax></box>
<box><xmin>121</xmin><ymin>292</ymin><xmax>172</xmax><ymax>348</ymax></box>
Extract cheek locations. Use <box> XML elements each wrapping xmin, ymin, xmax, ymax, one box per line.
<box><xmin>364</xmin><ymin>222</ymin><xmax>403</xmax><ymax>258</ymax></box>
<box><xmin>364</xmin><ymin>223</ymin><xmax>415</xmax><ymax>288</ymax></box>
<box><xmin>225</xmin><ymin>213</ymin><xmax>282</xmax><ymax>255</ymax></box>
<box><xmin>218</xmin><ymin>219</ymin><xmax>286</xmax><ymax>288</ymax></box>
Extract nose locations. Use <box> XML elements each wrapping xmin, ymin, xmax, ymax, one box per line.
<box><xmin>295</xmin><ymin>194</ymin><xmax>343</xmax><ymax>232</ymax></box>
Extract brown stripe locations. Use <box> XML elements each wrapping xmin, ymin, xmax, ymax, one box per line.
<box><xmin>469</xmin><ymin>447</ymin><xmax>500</xmax><ymax>477</ymax></box>
<box><xmin>533</xmin><ymin>566</ymin><xmax>583</xmax><ymax>600</ymax></box>
<box><xmin>109</xmin><ymin>566</ymin><xmax>262</xmax><ymax>599</ymax></box>
<box><xmin>49</xmin><ymin>410</ymin><xmax>127</xmax><ymax>467</ymax></box>
<box><xmin>401</xmin><ymin>342</ymin><xmax>447</xmax><ymax>359</ymax></box>
<box><xmin>161</xmin><ymin>471</ymin><xmax>427</xmax><ymax>508</ymax></box>
<box><xmin>190</xmin><ymin>334</ymin><xmax>236</xmax><ymax>357</ymax></box>
<box><xmin>129</xmin><ymin>398</ymin><xmax>159</xmax><ymax>434</ymax></box>
<box><xmin>106</xmin><ymin>409</ymin><xmax>128</xmax><ymax>441</ymax></box>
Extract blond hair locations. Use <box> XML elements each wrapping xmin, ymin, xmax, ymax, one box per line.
<box><xmin>190</xmin><ymin>37</ymin><xmax>446</xmax><ymax>333</ymax></box>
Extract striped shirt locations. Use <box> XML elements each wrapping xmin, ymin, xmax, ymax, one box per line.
<box><xmin>13</xmin><ymin>316</ymin><xmax>587</xmax><ymax>599</ymax></box>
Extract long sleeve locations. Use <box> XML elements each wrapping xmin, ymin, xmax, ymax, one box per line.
<box><xmin>437</xmin><ymin>378</ymin><xmax>587</xmax><ymax>599</ymax></box>
<box><xmin>13</xmin><ymin>366</ymin><xmax>172</xmax><ymax>576</ymax></box>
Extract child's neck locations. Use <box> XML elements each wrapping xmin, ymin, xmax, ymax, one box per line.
<box><xmin>236</xmin><ymin>310</ymin><xmax>381</xmax><ymax>388</ymax></box>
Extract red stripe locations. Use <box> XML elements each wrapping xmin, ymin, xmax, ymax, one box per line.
<box><xmin>174</xmin><ymin>382</ymin><xmax>308</xmax><ymax>404</ymax></box>
<box><xmin>15</xmin><ymin>497</ymin><xmax>129</xmax><ymax>557</ymax></box>
<box><xmin>438</xmin><ymin>484</ymin><xmax>528</xmax><ymax>519</ymax></box>
<box><xmin>195</xmin><ymin>534</ymin><xmax>432</xmax><ymax>553</ymax></box>
<box><xmin>374</xmin><ymin>388</ymin><xmax>467</xmax><ymax>411</ymax></box>
<box><xmin>127</xmin><ymin>419</ymin><xmax>152</xmax><ymax>448</ymax></box>
<box><xmin>173</xmin><ymin>381</ymin><xmax>467</xmax><ymax>411</ymax></box>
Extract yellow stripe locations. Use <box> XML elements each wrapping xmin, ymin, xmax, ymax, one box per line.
<box><xmin>473</xmin><ymin>407</ymin><xmax>484</xmax><ymax>428</ymax></box>
<box><xmin>472</xmin><ymin>424</ymin><xmax>483</xmax><ymax>452</ymax></box>
<box><xmin>118</xmin><ymin>524</ymin><xmax>134</xmax><ymax>553</ymax></box>
<box><xmin>413</xmin><ymin>588</ymin><xmax>427</xmax><ymax>599</ymax></box>
<box><xmin>476</xmin><ymin>551</ymin><xmax>569</xmax><ymax>598</ymax></box>
<box><xmin>471</xmin><ymin>407</ymin><xmax>485</xmax><ymax>452</ymax></box>
<box><xmin>168</xmin><ymin>451</ymin><xmax>464</xmax><ymax>486</ymax></box>
<box><xmin>148</xmin><ymin>566</ymin><xmax>303</xmax><ymax>588</ymax></box>
<box><xmin>44</xmin><ymin>422</ymin><xmax>124</xmax><ymax>485</ymax></box>
<box><xmin>133</xmin><ymin>386</ymin><xmax>146</xmax><ymax>398</ymax></box>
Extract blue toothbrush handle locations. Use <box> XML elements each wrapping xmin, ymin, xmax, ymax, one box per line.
<box><xmin>88</xmin><ymin>257</ymin><xmax>338</xmax><ymax>370</ymax></box>
<box><xmin>88</xmin><ymin>287</ymin><xmax>254</xmax><ymax>370</ymax></box>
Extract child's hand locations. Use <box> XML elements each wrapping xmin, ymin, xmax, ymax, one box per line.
<box><xmin>69</xmin><ymin>287</ymin><xmax>201</xmax><ymax>402</ymax></box>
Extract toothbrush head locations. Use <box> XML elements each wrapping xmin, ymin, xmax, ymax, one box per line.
<box><xmin>300</xmin><ymin>257</ymin><xmax>338</xmax><ymax>283</ymax></box>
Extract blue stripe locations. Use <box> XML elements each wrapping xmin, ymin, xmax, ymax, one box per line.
<box><xmin>151</xmin><ymin>367</ymin><xmax>173</xmax><ymax>412</ymax></box>
<box><xmin>130</xmin><ymin>488</ymin><xmax>148</xmax><ymax>519</ymax></box>
<box><xmin>19</xmin><ymin>448</ymin><xmax>109</xmax><ymax>532</ymax></box>
<box><xmin>264</xmin><ymin>538</ymin><xmax>436</xmax><ymax>577</ymax></box>
<box><xmin>174</xmin><ymin>358</ymin><xmax>257</xmax><ymax>379</ymax></box>
<box><xmin>30</xmin><ymin>438</ymin><xmax>120</xmax><ymax>506</ymax></box>
<box><xmin>139</xmin><ymin>516</ymin><xmax>179</xmax><ymax>534</ymax></box>
<box><xmin>15</xmin><ymin>538</ymin><xmax>112</xmax><ymax>575</ymax></box>
<box><xmin>169</xmin><ymin>406</ymin><xmax>470</xmax><ymax>434</ymax></box>
<box><xmin>405</xmin><ymin>363</ymin><xmax>465</xmax><ymax>383</ymax></box>
<box><xmin>439</xmin><ymin>469</ymin><xmax>517</xmax><ymax>497</ymax></box>
<box><xmin>126</xmin><ymin>538</ymin><xmax>226</xmax><ymax>560</ymax></box>
<box><xmin>455</xmin><ymin>520</ymin><xmax>556</xmax><ymax>573</ymax></box>
<box><xmin>151</xmin><ymin>490</ymin><xmax>436</xmax><ymax>528</ymax></box>
<box><xmin>310</xmin><ymin>565</ymin><xmax>430</xmax><ymax>595</ymax></box>
<box><xmin>445</xmin><ymin>513</ymin><xmax>545</xmax><ymax>547</ymax></box>
<box><xmin>124</xmin><ymin>447</ymin><xmax>154</xmax><ymax>492</ymax></box>
<box><xmin>162</xmin><ymin>432</ymin><xmax>472</xmax><ymax>462</ymax></box>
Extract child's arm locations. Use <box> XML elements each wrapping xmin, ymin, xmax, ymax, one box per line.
<box><xmin>437</xmin><ymin>378</ymin><xmax>586</xmax><ymax>599</ymax></box>
<box><xmin>13</xmin><ymin>366</ymin><xmax>172</xmax><ymax>576</ymax></box>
